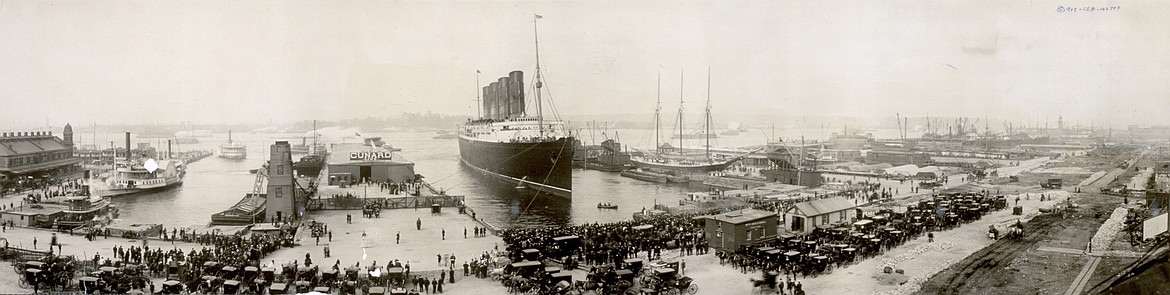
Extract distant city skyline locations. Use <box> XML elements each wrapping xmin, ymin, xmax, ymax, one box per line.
<box><xmin>2</xmin><ymin>1</ymin><xmax>1168</xmax><ymax>128</ymax></box>
<box><xmin>0</xmin><ymin>111</ymin><xmax>1139</xmax><ymax>134</ymax></box>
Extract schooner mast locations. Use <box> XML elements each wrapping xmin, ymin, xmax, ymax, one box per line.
<box><xmin>655</xmin><ymin>70</ymin><xmax>661</xmax><ymax>154</ymax></box>
<box><xmin>678</xmin><ymin>70</ymin><xmax>685</xmax><ymax>154</ymax></box>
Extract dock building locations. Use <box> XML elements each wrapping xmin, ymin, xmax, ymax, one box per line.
<box><xmin>326</xmin><ymin>142</ymin><xmax>416</xmax><ymax>185</ymax></box>
<box><xmin>0</xmin><ymin>124</ymin><xmax>83</xmax><ymax>182</ymax></box>
<box><xmin>702</xmin><ymin>208</ymin><xmax>779</xmax><ymax>252</ymax></box>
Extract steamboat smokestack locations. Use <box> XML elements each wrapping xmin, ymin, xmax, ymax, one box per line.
<box><xmin>125</xmin><ymin>132</ymin><xmax>131</xmax><ymax>161</ymax></box>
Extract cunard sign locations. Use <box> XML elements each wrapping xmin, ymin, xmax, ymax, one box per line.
<box><xmin>349</xmin><ymin>151</ymin><xmax>393</xmax><ymax>161</ymax></box>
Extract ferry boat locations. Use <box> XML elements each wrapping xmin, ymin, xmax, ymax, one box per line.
<box><xmin>218</xmin><ymin>129</ymin><xmax>247</xmax><ymax>159</ymax></box>
<box><xmin>97</xmin><ymin>158</ymin><xmax>185</xmax><ymax>196</ymax></box>
<box><xmin>458</xmin><ymin>16</ymin><xmax>573</xmax><ymax>198</ymax></box>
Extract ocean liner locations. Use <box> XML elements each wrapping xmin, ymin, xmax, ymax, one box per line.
<box><xmin>457</xmin><ymin>15</ymin><xmax>573</xmax><ymax>198</ymax></box>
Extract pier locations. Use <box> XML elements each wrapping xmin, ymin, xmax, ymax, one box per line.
<box><xmin>308</xmin><ymin>182</ymin><xmax>465</xmax><ymax>211</ymax></box>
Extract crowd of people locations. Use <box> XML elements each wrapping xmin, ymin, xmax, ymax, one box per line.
<box><xmin>376</xmin><ymin>179</ymin><xmax>421</xmax><ymax>195</ymax></box>
<box><xmin>501</xmin><ymin>213</ymin><xmax>708</xmax><ymax>268</ymax></box>
<box><xmin>4</xmin><ymin>178</ymin><xmax>90</xmax><ymax>208</ymax></box>
<box><xmin>88</xmin><ymin>227</ymin><xmax>294</xmax><ymax>281</ymax></box>
<box><xmin>2</xmin><ymin>176</ymin><xmax>86</xmax><ymax>197</ymax></box>
<box><xmin>267</xmin><ymin>253</ymin><xmax>473</xmax><ymax>294</ymax></box>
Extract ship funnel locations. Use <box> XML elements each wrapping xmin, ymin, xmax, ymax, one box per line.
<box><xmin>125</xmin><ymin>132</ymin><xmax>131</xmax><ymax>161</ymax></box>
<box><xmin>167</xmin><ymin>139</ymin><xmax>172</xmax><ymax>159</ymax></box>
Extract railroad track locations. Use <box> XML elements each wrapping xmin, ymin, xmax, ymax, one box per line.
<box><xmin>919</xmin><ymin>214</ymin><xmax>1063</xmax><ymax>295</ymax></box>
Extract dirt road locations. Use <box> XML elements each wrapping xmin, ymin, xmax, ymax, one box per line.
<box><xmin>915</xmin><ymin>192</ymin><xmax>1124</xmax><ymax>295</ymax></box>
<box><xmin>916</xmin><ymin>213</ymin><xmax>1064</xmax><ymax>295</ymax></box>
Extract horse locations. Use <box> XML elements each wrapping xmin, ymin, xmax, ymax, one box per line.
<box><xmin>1005</xmin><ymin>226</ymin><xmax>1023</xmax><ymax>240</ymax></box>
<box><xmin>489</xmin><ymin>267</ymin><xmax>506</xmax><ymax>280</ymax></box>
<box><xmin>751</xmin><ymin>277</ymin><xmax>779</xmax><ymax>294</ymax></box>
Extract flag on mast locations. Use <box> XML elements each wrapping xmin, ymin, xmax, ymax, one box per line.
<box><xmin>535</xmin><ymin>14</ymin><xmax>543</xmax><ymax>19</ymax></box>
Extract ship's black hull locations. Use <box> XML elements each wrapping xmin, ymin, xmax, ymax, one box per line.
<box><xmin>294</xmin><ymin>158</ymin><xmax>325</xmax><ymax>178</ymax></box>
<box><xmin>458</xmin><ymin>136</ymin><xmax>573</xmax><ymax>198</ymax></box>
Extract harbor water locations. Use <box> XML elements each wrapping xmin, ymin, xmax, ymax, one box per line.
<box><xmin>88</xmin><ymin>127</ymin><xmax>916</xmax><ymax>229</ymax></box>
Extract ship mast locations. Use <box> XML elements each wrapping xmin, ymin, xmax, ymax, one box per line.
<box><xmin>655</xmin><ymin>71</ymin><xmax>661</xmax><ymax>154</ymax></box>
<box><xmin>678</xmin><ymin>70</ymin><xmax>684</xmax><ymax>154</ymax></box>
<box><xmin>705</xmin><ymin>66</ymin><xmax>711</xmax><ymax>160</ymax></box>
<box><xmin>533</xmin><ymin>14</ymin><xmax>545</xmax><ymax>138</ymax></box>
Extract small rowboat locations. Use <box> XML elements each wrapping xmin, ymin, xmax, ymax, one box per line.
<box><xmin>597</xmin><ymin>203</ymin><xmax>618</xmax><ymax>209</ymax></box>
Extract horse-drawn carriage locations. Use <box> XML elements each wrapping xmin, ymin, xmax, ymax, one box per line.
<box><xmin>268</xmin><ymin>282</ymin><xmax>289</xmax><ymax>295</ymax></box>
<box><xmin>202</xmin><ymin>261</ymin><xmax>221</xmax><ymax>277</ymax></box>
<box><xmin>20</xmin><ymin>268</ymin><xmax>46</xmax><ymax>290</ymax></box>
<box><xmin>296</xmin><ymin>265</ymin><xmax>319</xmax><ymax>285</ymax></box>
<box><xmin>294</xmin><ymin>280</ymin><xmax>312</xmax><ymax>293</ymax></box>
<box><xmin>1004</xmin><ymin>222</ymin><xmax>1024</xmax><ymax>240</ymax></box>
<box><xmin>220</xmin><ymin>265</ymin><xmax>239</xmax><ymax>280</ymax></box>
<box><xmin>199</xmin><ymin>275</ymin><xmax>223</xmax><ymax>293</ymax></box>
<box><xmin>160</xmin><ymin>280</ymin><xmax>183</xmax><ymax>294</ymax></box>
<box><xmin>165</xmin><ymin>261</ymin><xmax>188</xmax><ymax>281</ymax></box>
<box><xmin>222</xmin><ymin>279</ymin><xmax>241</xmax><ymax>294</ymax></box>
<box><xmin>989</xmin><ymin>222</ymin><xmax>1024</xmax><ymax>241</ymax></box>
<box><xmin>341</xmin><ymin>279</ymin><xmax>358</xmax><ymax>295</ymax></box>
<box><xmin>321</xmin><ymin>268</ymin><xmax>339</xmax><ymax>287</ymax></box>
<box><xmin>17</xmin><ymin>255</ymin><xmax>77</xmax><ymax>291</ymax></box>
<box><xmin>581</xmin><ymin>264</ymin><xmax>636</xmax><ymax>295</ymax></box>
<box><xmin>643</xmin><ymin>268</ymin><xmax>697</xmax><ymax>295</ymax></box>
<box><xmin>384</xmin><ymin>266</ymin><xmax>405</xmax><ymax>287</ymax></box>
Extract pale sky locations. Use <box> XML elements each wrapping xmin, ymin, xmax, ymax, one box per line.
<box><xmin>1</xmin><ymin>0</ymin><xmax>1168</xmax><ymax>128</ymax></box>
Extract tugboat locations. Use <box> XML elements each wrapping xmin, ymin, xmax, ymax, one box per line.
<box><xmin>293</xmin><ymin>120</ymin><xmax>327</xmax><ymax>178</ymax></box>
<box><xmin>56</xmin><ymin>196</ymin><xmax>113</xmax><ymax>229</ymax></box>
<box><xmin>293</xmin><ymin>154</ymin><xmax>325</xmax><ymax>177</ymax></box>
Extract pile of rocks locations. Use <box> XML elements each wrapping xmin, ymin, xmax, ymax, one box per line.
<box><xmin>1126</xmin><ymin>168</ymin><xmax>1153</xmax><ymax>190</ymax></box>
<box><xmin>878</xmin><ymin>242</ymin><xmax>956</xmax><ymax>270</ymax></box>
<box><xmin>1089</xmin><ymin>207</ymin><xmax>1128</xmax><ymax>253</ymax></box>
<box><xmin>871</xmin><ymin>257</ymin><xmax>962</xmax><ymax>295</ymax></box>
